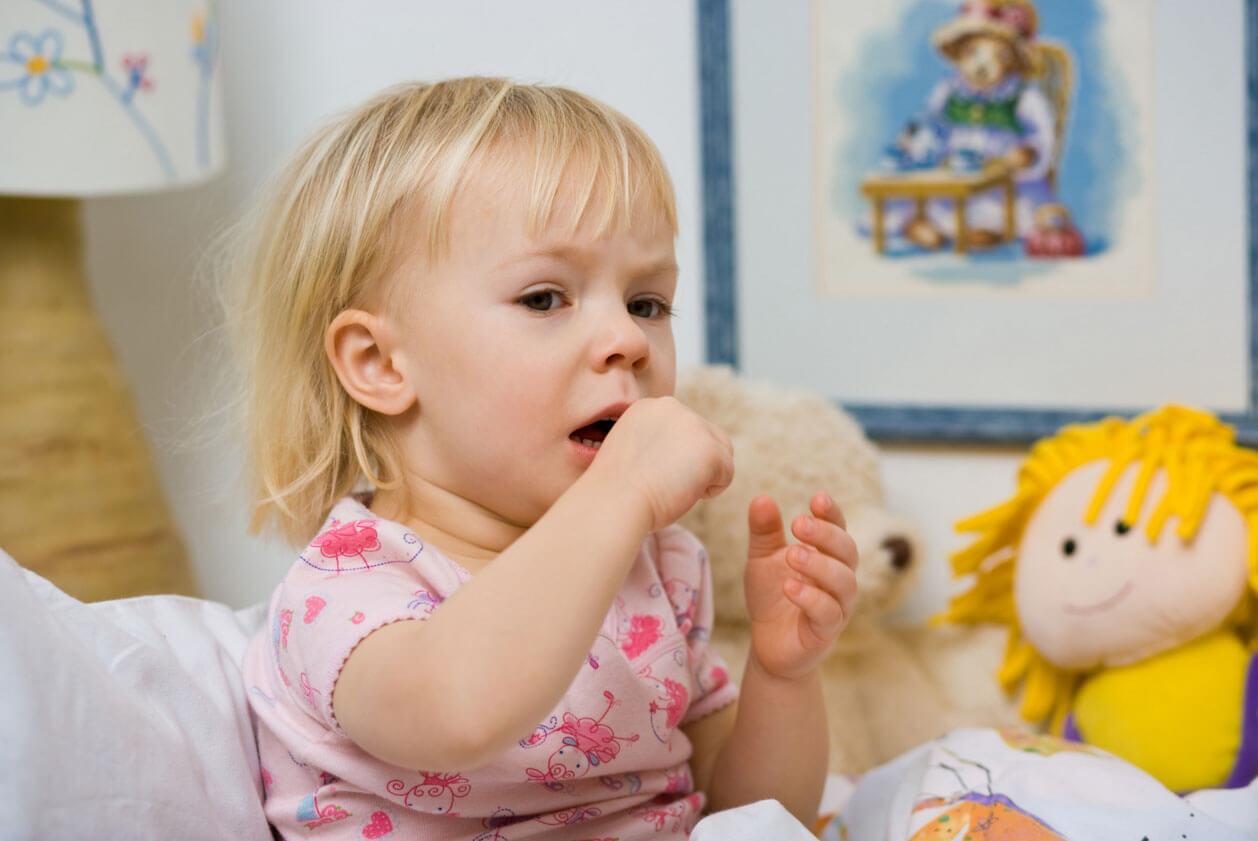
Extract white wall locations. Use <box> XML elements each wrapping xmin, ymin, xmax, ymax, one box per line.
<box><xmin>83</xmin><ymin>1</ymin><xmax>1024</xmax><ymax>618</ymax></box>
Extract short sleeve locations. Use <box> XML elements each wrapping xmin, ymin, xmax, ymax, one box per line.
<box><xmin>654</xmin><ymin>526</ymin><xmax>739</xmax><ymax>727</ymax></box>
<box><xmin>268</xmin><ymin>509</ymin><xmax>455</xmax><ymax>735</ymax></box>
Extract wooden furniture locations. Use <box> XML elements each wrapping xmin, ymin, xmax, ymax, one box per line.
<box><xmin>0</xmin><ymin>197</ymin><xmax>198</xmax><ymax>601</ymax></box>
<box><xmin>1034</xmin><ymin>41</ymin><xmax>1073</xmax><ymax>192</ymax></box>
<box><xmin>860</xmin><ymin>159</ymin><xmax>1016</xmax><ymax>254</ymax></box>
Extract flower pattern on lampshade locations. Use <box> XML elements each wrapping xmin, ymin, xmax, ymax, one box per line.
<box><xmin>0</xmin><ymin>1</ymin><xmax>223</xmax><ymax>193</ymax></box>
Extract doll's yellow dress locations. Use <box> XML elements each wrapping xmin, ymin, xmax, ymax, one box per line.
<box><xmin>1061</xmin><ymin>630</ymin><xmax>1258</xmax><ymax>792</ymax></box>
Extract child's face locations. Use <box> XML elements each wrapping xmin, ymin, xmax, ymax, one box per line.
<box><xmin>1013</xmin><ymin>460</ymin><xmax>1249</xmax><ymax>670</ymax></box>
<box><xmin>382</xmin><ymin>153</ymin><xmax>678</xmax><ymax>527</ymax></box>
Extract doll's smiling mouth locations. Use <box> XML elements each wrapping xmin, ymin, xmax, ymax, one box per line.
<box><xmin>1063</xmin><ymin>580</ymin><xmax>1135</xmax><ymax>616</ymax></box>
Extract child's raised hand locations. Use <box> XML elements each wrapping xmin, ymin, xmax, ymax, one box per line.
<box><xmin>743</xmin><ymin>492</ymin><xmax>858</xmax><ymax>682</ymax></box>
<box><xmin>591</xmin><ymin>397</ymin><xmax>734</xmax><ymax>533</ymax></box>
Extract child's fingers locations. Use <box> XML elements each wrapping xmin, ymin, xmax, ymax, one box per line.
<box><xmin>810</xmin><ymin>491</ymin><xmax>846</xmax><ymax>530</ymax></box>
<box><xmin>790</xmin><ymin>515</ymin><xmax>859</xmax><ymax>572</ymax></box>
<box><xmin>785</xmin><ymin>545</ymin><xmax>857</xmax><ymax>608</ymax></box>
<box><xmin>783</xmin><ymin>578</ymin><xmax>847</xmax><ymax>640</ymax></box>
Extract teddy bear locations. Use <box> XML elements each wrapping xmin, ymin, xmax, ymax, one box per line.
<box><xmin>676</xmin><ymin>365</ymin><xmax>1020</xmax><ymax>776</ymax></box>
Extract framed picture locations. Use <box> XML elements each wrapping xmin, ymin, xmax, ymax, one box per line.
<box><xmin>698</xmin><ymin>0</ymin><xmax>1258</xmax><ymax>444</ymax></box>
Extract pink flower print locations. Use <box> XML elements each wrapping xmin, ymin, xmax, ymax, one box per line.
<box><xmin>633</xmin><ymin>792</ymin><xmax>702</xmax><ymax>833</ymax></box>
<box><xmin>662</xmin><ymin>678</ymin><xmax>688</xmax><ymax>729</ymax></box>
<box><xmin>599</xmin><ymin>772</ymin><xmax>643</xmax><ymax>795</ymax></box>
<box><xmin>297</xmin><ymin>792</ymin><xmax>349</xmax><ymax>830</ymax></box>
<box><xmin>407</xmin><ymin>588</ymin><xmax>443</xmax><ymax>615</ymax></box>
<box><xmin>311</xmin><ymin>519</ymin><xmax>381</xmax><ymax>573</ymax></box>
<box><xmin>361</xmin><ymin>810</ymin><xmax>394</xmax><ymax>838</ymax></box>
<box><xmin>619</xmin><ymin>614</ymin><xmax>663</xmax><ymax>659</ymax></box>
<box><xmin>536</xmin><ymin>805</ymin><xmax>603</xmax><ymax>827</ymax></box>
<box><xmin>708</xmin><ymin>665</ymin><xmax>729</xmax><ymax>693</ymax></box>
<box><xmin>664</xmin><ymin>767</ymin><xmax>692</xmax><ymax>794</ymax></box>
<box><xmin>303</xmin><ymin>595</ymin><xmax>326</xmax><ymax>624</ymax></box>
<box><xmin>559</xmin><ymin>692</ymin><xmax>638</xmax><ymax>764</ymax></box>
<box><xmin>641</xmin><ymin>666</ymin><xmax>689</xmax><ymax>742</ymax></box>
<box><xmin>386</xmin><ymin>772</ymin><xmax>471</xmax><ymax>816</ymax></box>
<box><xmin>278</xmin><ymin>609</ymin><xmax>293</xmax><ymax>649</ymax></box>
<box><xmin>351</xmin><ymin>611</ymin><xmax>365</xmax><ymax>624</ymax></box>
<box><xmin>302</xmin><ymin>804</ymin><xmax>349</xmax><ymax>830</ymax></box>
<box><xmin>524</xmin><ymin>691</ymin><xmax>639</xmax><ymax>788</ymax></box>
<box><xmin>298</xmin><ymin>672</ymin><xmax>320</xmax><ymax>710</ymax></box>
<box><xmin>648</xmin><ymin>677</ymin><xmax>688</xmax><ymax>732</ymax></box>
<box><xmin>519</xmin><ymin>715</ymin><xmax>558</xmax><ymax>749</ymax></box>
<box><xmin>261</xmin><ymin>767</ymin><xmax>273</xmax><ymax>791</ymax></box>
<box><xmin>271</xmin><ymin>609</ymin><xmax>293</xmax><ymax>684</ymax></box>
<box><xmin>664</xmin><ymin>578</ymin><xmax>699</xmax><ymax>636</ymax></box>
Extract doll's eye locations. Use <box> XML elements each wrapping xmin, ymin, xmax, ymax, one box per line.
<box><xmin>1061</xmin><ymin>537</ymin><xmax>1077</xmax><ymax>557</ymax></box>
<box><xmin>1114</xmin><ymin>520</ymin><xmax>1131</xmax><ymax>536</ymax></box>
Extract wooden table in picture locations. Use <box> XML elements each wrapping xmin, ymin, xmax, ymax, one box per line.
<box><xmin>860</xmin><ymin>160</ymin><xmax>1016</xmax><ymax>255</ymax></box>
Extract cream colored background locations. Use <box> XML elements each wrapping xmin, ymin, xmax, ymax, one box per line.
<box><xmin>82</xmin><ymin>1</ymin><xmax>1036</xmax><ymax>623</ymax></box>
<box><xmin>736</xmin><ymin>0</ymin><xmax>1248</xmax><ymax>412</ymax></box>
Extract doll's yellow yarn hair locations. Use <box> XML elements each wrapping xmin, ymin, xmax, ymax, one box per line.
<box><xmin>937</xmin><ymin>405</ymin><xmax>1258</xmax><ymax>733</ymax></box>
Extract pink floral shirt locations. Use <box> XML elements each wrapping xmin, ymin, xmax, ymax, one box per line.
<box><xmin>242</xmin><ymin>494</ymin><xmax>739</xmax><ymax>840</ymax></box>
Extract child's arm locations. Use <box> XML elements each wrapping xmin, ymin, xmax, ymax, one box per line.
<box><xmin>698</xmin><ymin>658</ymin><xmax>828</xmax><ymax>825</ymax></box>
<box><xmin>332</xmin><ymin>397</ymin><xmax>733</xmax><ymax>772</ymax></box>
<box><xmin>332</xmin><ymin>467</ymin><xmax>651</xmax><ymax>771</ymax></box>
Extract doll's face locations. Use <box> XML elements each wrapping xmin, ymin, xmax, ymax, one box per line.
<box><xmin>1014</xmin><ymin>459</ymin><xmax>1248</xmax><ymax>670</ymax></box>
<box><xmin>955</xmin><ymin>35</ymin><xmax>1018</xmax><ymax>91</ymax></box>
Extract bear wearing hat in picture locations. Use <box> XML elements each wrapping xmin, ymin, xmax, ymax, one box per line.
<box><xmin>897</xmin><ymin>0</ymin><xmax>1063</xmax><ymax>252</ymax></box>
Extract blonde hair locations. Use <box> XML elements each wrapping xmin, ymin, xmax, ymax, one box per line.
<box><xmin>216</xmin><ymin>77</ymin><xmax>678</xmax><ymax>546</ymax></box>
<box><xmin>937</xmin><ymin>405</ymin><xmax>1258</xmax><ymax>732</ymax></box>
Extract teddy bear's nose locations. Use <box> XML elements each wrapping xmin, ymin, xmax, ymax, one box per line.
<box><xmin>882</xmin><ymin>536</ymin><xmax>913</xmax><ymax>571</ymax></box>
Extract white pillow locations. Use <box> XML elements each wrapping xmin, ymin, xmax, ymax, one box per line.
<box><xmin>0</xmin><ymin>549</ymin><xmax>272</xmax><ymax>840</ymax></box>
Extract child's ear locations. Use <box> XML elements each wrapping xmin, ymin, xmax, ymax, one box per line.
<box><xmin>324</xmin><ymin>309</ymin><xmax>416</xmax><ymax>416</ymax></box>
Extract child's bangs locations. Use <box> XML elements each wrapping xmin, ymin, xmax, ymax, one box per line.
<box><xmin>447</xmin><ymin>85</ymin><xmax>678</xmax><ymax>243</ymax></box>
<box><xmin>511</xmin><ymin>115</ymin><xmax>678</xmax><ymax>242</ymax></box>
<box><xmin>385</xmin><ymin>84</ymin><xmax>677</xmax><ymax>284</ymax></box>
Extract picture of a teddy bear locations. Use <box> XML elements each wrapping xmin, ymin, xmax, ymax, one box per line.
<box><xmin>871</xmin><ymin>0</ymin><xmax>1083</xmax><ymax>256</ymax></box>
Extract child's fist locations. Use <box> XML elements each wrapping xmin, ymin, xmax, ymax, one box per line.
<box><xmin>591</xmin><ymin>396</ymin><xmax>734</xmax><ymax>532</ymax></box>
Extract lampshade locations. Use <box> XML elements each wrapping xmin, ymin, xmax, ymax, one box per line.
<box><xmin>0</xmin><ymin>0</ymin><xmax>224</xmax><ymax>196</ymax></box>
<box><xmin>0</xmin><ymin>0</ymin><xmax>220</xmax><ymax>602</ymax></box>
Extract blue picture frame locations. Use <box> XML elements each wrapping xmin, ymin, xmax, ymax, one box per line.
<box><xmin>697</xmin><ymin>0</ymin><xmax>1258</xmax><ymax>445</ymax></box>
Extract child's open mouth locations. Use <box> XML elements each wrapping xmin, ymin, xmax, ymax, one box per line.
<box><xmin>569</xmin><ymin>418</ymin><xmax>616</xmax><ymax>450</ymax></box>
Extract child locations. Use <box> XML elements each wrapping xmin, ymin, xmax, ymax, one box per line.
<box><xmin>230</xmin><ymin>77</ymin><xmax>858</xmax><ymax>839</ymax></box>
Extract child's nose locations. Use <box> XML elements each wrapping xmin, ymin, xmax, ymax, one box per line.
<box><xmin>593</xmin><ymin>310</ymin><xmax>650</xmax><ymax>372</ymax></box>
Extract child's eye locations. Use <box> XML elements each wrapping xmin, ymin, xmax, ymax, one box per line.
<box><xmin>628</xmin><ymin>297</ymin><xmax>675</xmax><ymax>319</ymax></box>
<box><xmin>518</xmin><ymin>290</ymin><xmax>565</xmax><ymax>312</ymax></box>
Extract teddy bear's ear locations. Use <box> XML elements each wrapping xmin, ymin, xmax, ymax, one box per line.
<box><xmin>675</xmin><ymin>364</ymin><xmax>752</xmax><ymax>432</ymax></box>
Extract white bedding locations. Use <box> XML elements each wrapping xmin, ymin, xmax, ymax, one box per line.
<box><xmin>821</xmin><ymin>727</ymin><xmax>1258</xmax><ymax>840</ymax></box>
<box><xmin>0</xmin><ymin>549</ymin><xmax>272</xmax><ymax>840</ymax></box>
<box><xmin>8</xmin><ymin>545</ymin><xmax>1252</xmax><ymax>841</ymax></box>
